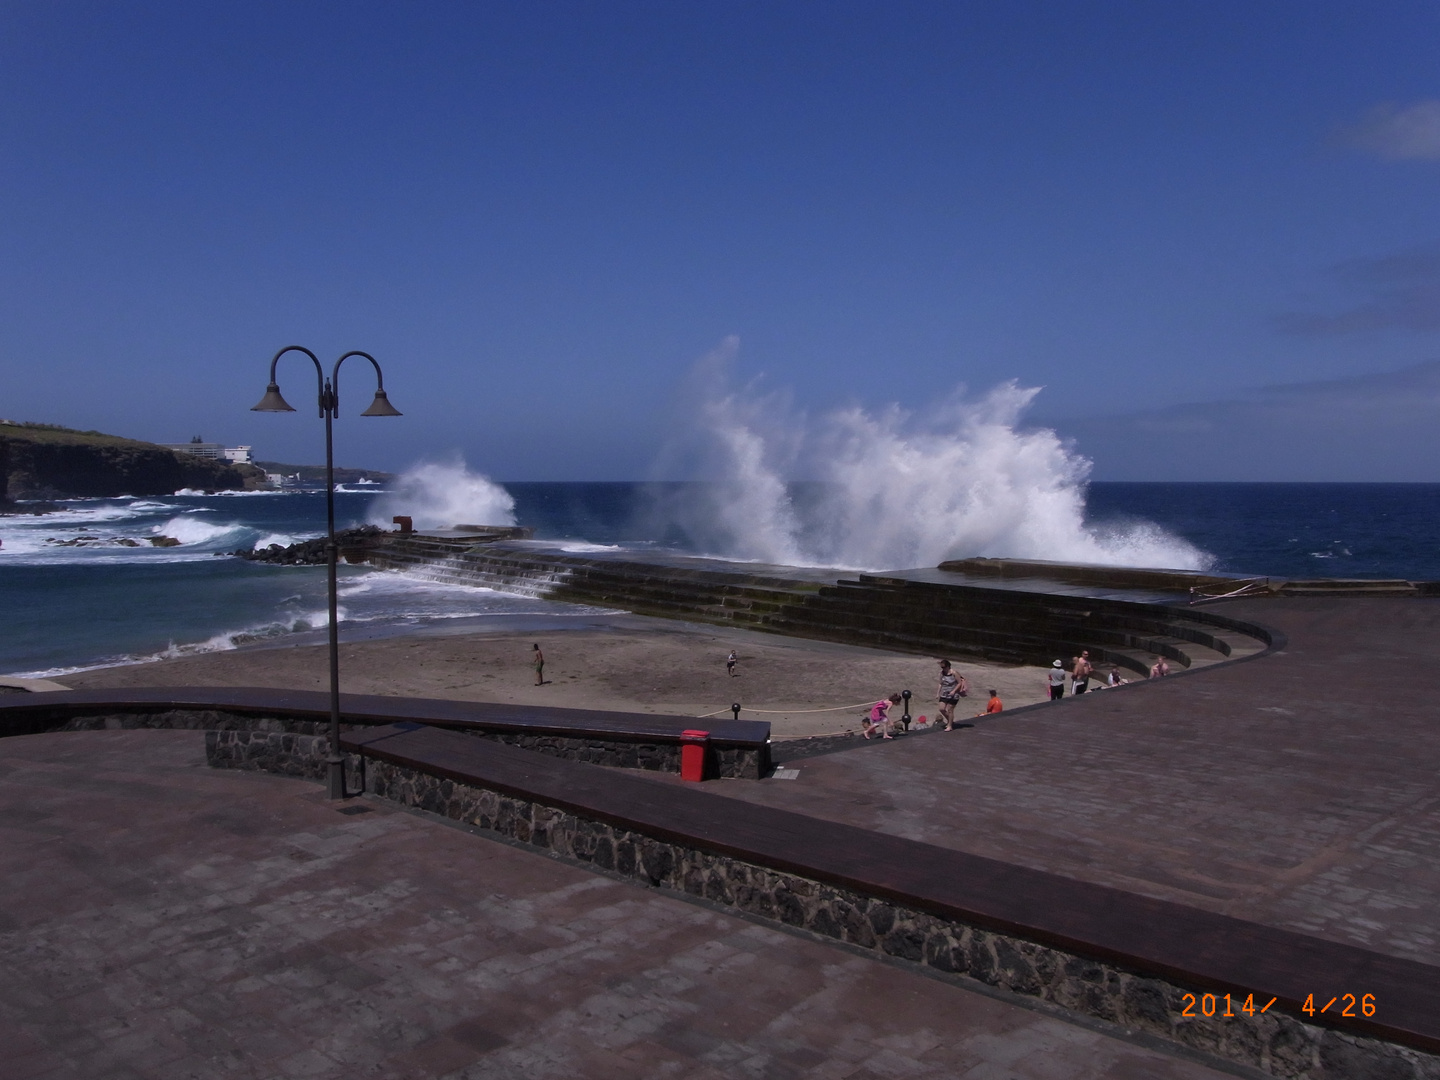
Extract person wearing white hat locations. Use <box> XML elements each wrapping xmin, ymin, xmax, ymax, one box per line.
<box><xmin>1048</xmin><ymin>659</ymin><xmax>1067</xmax><ymax>700</ymax></box>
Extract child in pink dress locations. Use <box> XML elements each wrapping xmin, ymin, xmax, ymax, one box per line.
<box><xmin>863</xmin><ymin>693</ymin><xmax>902</xmax><ymax>740</ymax></box>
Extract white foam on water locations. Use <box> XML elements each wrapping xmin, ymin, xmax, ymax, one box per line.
<box><xmin>366</xmin><ymin>457</ymin><xmax>515</xmax><ymax>531</ymax></box>
<box><xmin>252</xmin><ymin>532</ymin><xmax>312</xmax><ymax>549</ymax></box>
<box><xmin>651</xmin><ymin>340</ymin><xmax>1213</xmax><ymax>572</ymax></box>
<box><xmin>9</xmin><ymin>607</ymin><xmax>341</xmax><ymax>679</ymax></box>
<box><xmin>13</xmin><ymin>501</ymin><xmax>165</xmax><ymax>526</ymax></box>
<box><xmin>155</xmin><ymin>605</ymin><xmax>336</xmax><ymax>658</ymax></box>
<box><xmin>529</xmin><ymin>541</ymin><xmax>624</xmax><ymax>554</ymax></box>
<box><xmin>333</xmin><ymin>566</ymin><xmax>606</xmax><ymax>622</ymax></box>
<box><xmin>151</xmin><ymin>515</ymin><xmax>250</xmax><ymax>548</ymax></box>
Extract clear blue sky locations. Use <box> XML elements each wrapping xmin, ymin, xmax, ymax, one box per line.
<box><xmin>3</xmin><ymin>2</ymin><xmax>1439</xmax><ymax>479</ymax></box>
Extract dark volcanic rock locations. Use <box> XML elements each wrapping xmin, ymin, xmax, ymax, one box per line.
<box><xmin>236</xmin><ymin>525</ymin><xmax>385</xmax><ymax>565</ymax></box>
<box><xmin>0</xmin><ymin>500</ymin><xmax>61</xmax><ymax>515</ymax></box>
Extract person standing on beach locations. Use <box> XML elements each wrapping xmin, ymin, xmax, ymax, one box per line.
<box><xmin>1048</xmin><ymin>660</ymin><xmax>1066</xmax><ymax>700</ymax></box>
<box><xmin>937</xmin><ymin>660</ymin><xmax>963</xmax><ymax>730</ymax></box>
<box><xmin>726</xmin><ymin>649</ymin><xmax>737</xmax><ymax>676</ymax></box>
<box><xmin>532</xmin><ymin>643</ymin><xmax>545</xmax><ymax>685</ymax></box>
<box><xmin>1071</xmin><ymin>650</ymin><xmax>1093</xmax><ymax>694</ymax></box>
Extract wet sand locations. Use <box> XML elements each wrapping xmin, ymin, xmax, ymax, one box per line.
<box><xmin>58</xmin><ymin>617</ymin><xmax>1051</xmax><ymax>738</ymax></box>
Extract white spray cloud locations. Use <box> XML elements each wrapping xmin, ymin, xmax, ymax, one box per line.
<box><xmin>1344</xmin><ymin>100</ymin><xmax>1440</xmax><ymax>161</ymax></box>
<box><xmin>651</xmin><ymin>344</ymin><xmax>1212</xmax><ymax>572</ymax></box>
<box><xmin>367</xmin><ymin>457</ymin><xmax>516</xmax><ymax>531</ymax></box>
<box><xmin>646</xmin><ymin>339</ymin><xmax>804</xmax><ymax>563</ymax></box>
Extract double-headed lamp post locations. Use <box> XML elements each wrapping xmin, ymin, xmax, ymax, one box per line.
<box><xmin>252</xmin><ymin>346</ymin><xmax>401</xmax><ymax>799</ymax></box>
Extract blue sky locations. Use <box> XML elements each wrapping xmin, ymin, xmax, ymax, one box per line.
<box><xmin>2</xmin><ymin>2</ymin><xmax>1439</xmax><ymax>479</ymax></box>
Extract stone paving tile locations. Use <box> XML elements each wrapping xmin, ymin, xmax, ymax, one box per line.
<box><xmin>729</xmin><ymin>598</ymin><xmax>1440</xmax><ymax>967</ymax></box>
<box><xmin>0</xmin><ymin>729</ymin><xmax>1232</xmax><ymax>1080</ymax></box>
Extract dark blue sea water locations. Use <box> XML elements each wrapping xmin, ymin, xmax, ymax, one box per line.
<box><xmin>507</xmin><ymin>481</ymin><xmax>1440</xmax><ymax>580</ymax></box>
<box><xmin>4</xmin><ymin>481</ymin><xmax>1439</xmax><ymax>677</ymax></box>
<box><xmin>1083</xmin><ymin>483</ymin><xmax>1440</xmax><ymax>581</ymax></box>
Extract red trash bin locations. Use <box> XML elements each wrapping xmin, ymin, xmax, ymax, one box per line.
<box><xmin>681</xmin><ymin>729</ymin><xmax>709</xmax><ymax>782</ymax></box>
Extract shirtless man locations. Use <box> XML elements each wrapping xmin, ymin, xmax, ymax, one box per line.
<box><xmin>1071</xmin><ymin>649</ymin><xmax>1094</xmax><ymax>694</ymax></box>
<box><xmin>1149</xmin><ymin>656</ymin><xmax>1170</xmax><ymax>679</ymax></box>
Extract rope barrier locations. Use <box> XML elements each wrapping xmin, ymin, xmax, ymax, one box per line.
<box><xmin>695</xmin><ymin>698</ymin><xmax>887</xmax><ymax>718</ymax></box>
<box><xmin>1189</xmin><ymin>579</ymin><xmax>1268</xmax><ymax>604</ymax></box>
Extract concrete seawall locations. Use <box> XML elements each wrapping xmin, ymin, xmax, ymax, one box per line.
<box><xmin>361</xmin><ymin>536</ymin><xmax>1276</xmax><ymax>677</ymax></box>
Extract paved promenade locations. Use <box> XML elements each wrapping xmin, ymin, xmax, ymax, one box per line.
<box><xmin>733</xmin><ymin>598</ymin><xmax>1440</xmax><ymax>967</ymax></box>
<box><xmin>0</xmin><ymin>730</ymin><xmax>1231</xmax><ymax>1080</ymax></box>
<box><xmin>3</xmin><ymin>594</ymin><xmax>1437</xmax><ymax>1077</ymax></box>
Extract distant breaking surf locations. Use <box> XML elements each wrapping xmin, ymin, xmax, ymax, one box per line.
<box><xmin>642</xmin><ymin>338</ymin><xmax>1213</xmax><ymax>572</ymax></box>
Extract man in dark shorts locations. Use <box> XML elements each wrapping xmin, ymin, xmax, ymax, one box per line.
<box><xmin>1071</xmin><ymin>649</ymin><xmax>1093</xmax><ymax>694</ymax></box>
<box><xmin>1048</xmin><ymin>660</ymin><xmax>1066</xmax><ymax>700</ymax></box>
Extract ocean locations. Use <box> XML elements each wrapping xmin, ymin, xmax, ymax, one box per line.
<box><xmin>3</xmin><ymin>480</ymin><xmax>1439</xmax><ymax>678</ymax></box>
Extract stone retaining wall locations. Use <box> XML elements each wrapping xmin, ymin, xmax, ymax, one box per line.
<box><xmin>358</xmin><ymin>757</ymin><xmax>1437</xmax><ymax>1080</ymax></box>
<box><xmin>205</xmin><ymin>730</ymin><xmax>366</xmax><ymax>791</ymax></box>
<box><xmin>15</xmin><ymin>707</ymin><xmax>761</xmax><ymax>779</ymax></box>
<box><xmin>478</xmin><ymin>731</ymin><xmax>680</xmax><ymax>772</ymax></box>
<box><xmin>57</xmin><ymin>709</ymin><xmax>329</xmax><ymax>736</ymax></box>
<box><xmin>473</xmin><ymin>731</ymin><xmax>763</xmax><ymax>779</ymax></box>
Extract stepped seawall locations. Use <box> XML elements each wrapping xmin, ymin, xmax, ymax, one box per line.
<box><xmin>358</xmin><ymin>535</ymin><xmax>1276</xmax><ymax>676</ymax></box>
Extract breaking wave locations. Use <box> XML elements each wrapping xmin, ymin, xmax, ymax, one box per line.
<box><xmin>366</xmin><ymin>458</ymin><xmax>515</xmax><ymax>531</ymax></box>
<box><xmin>647</xmin><ymin>339</ymin><xmax>1212</xmax><ymax>571</ymax></box>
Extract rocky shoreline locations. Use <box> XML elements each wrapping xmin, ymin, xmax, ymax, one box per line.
<box><xmin>233</xmin><ymin>525</ymin><xmax>385</xmax><ymax>565</ymax></box>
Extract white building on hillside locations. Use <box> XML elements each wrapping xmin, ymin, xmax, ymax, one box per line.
<box><xmin>164</xmin><ymin>436</ymin><xmax>253</xmax><ymax>464</ymax></box>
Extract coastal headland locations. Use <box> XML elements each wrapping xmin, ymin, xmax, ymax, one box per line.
<box><xmin>3</xmin><ymin>542</ymin><xmax>1438</xmax><ymax>1078</ymax></box>
<box><xmin>0</xmin><ymin>421</ymin><xmax>260</xmax><ymax>501</ymax></box>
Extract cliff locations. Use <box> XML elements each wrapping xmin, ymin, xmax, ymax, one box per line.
<box><xmin>0</xmin><ymin>422</ymin><xmax>262</xmax><ymax>501</ymax></box>
<box><xmin>254</xmin><ymin>460</ymin><xmax>395</xmax><ymax>486</ymax></box>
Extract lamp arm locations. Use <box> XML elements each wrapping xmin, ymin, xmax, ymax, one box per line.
<box><xmin>330</xmin><ymin>350</ymin><xmax>386</xmax><ymax>418</ymax></box>
<box><xmin>268</xmin><ymin>346</ymin><xmax>328</xmax><ymax>418</ymax></box>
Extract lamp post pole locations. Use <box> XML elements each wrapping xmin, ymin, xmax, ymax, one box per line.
<box><xmin>253</xmin><ymin>346</ymin><xmax>401</xmax><ymax>799</ymax></box>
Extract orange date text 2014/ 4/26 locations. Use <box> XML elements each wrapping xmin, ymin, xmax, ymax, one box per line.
<box><xmin>1178</xmin><ymin>993</ymin><xmax>1377</xmax><ymax>1019</ymax></box>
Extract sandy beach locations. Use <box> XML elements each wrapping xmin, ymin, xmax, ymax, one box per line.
<box><xmin>58</xmin><ymin>616</ymin><xmax>1052</xmax><ymax>738</ymax></box>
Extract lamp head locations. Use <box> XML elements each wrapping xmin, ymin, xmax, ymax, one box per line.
<box><xmin>359</xmin><ymin>388</ymin><xmax>402</xmax><ymax>417</ymax></box>
<box><xmin>251</xmin><ymin>383</ymin><xmax>296</xmax><ymax>413</ymax></box>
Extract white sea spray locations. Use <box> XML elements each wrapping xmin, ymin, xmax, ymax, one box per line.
<box><xmin>366</xmin><ymin>457</ymin><xmax>516</xmax><ymax>531</ymax></box>
<box><xmin>648</xmin><ymin>340</ymin><xmax>1213</xmax><ymax>571</ymax></box>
